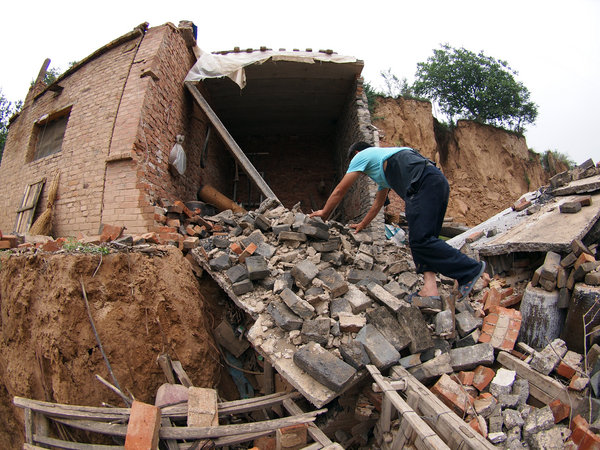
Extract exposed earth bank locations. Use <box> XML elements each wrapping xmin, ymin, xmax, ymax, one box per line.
<box><xmin>0</xmin><ymin>247</ymin><xmax>223</xmax><ymax>448</ymax></box>
<box><xmin>372</xmin><ymin>96</ymin><xmax>567</xmax><ymax>226</ymax></box>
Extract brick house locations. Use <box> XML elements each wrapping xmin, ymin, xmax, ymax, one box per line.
<box><xmin>0</xmin><ymin>21</ymin><xmax>378</xmax><ymax>239</ymax></box>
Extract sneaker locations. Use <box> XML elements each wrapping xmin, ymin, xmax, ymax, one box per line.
<box><xmin>458</xmin><ymin>261</ymin><xmax>486</xmax><ymax>301</ymax></box>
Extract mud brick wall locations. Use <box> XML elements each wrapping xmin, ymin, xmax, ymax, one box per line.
<box><xmin>0</xmin><ymin>29</ymin><xmax>144</xmax><ymax>237</ymax></box>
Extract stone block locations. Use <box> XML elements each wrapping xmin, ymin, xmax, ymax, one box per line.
<box><xmin>317</xmin><ymin>267</ymin><xmax>348</xmax><ymax>298</ymax></box>
<box><xmin>366</xmin><ymin>306</ymin><xmax>411</xmax><ymax>351</ymax></box>
<box><xmin>293</xmin><ymin>342</ymin><xmax>356</xmax><ymax>391</ymax></box>
<box><xmin>339</xmin><ymin>340</ymin><xmax>370</xmax><ymax>369</ymax></box>
<box><xmin>297</xmin><ymin>223</ymin><xmax>329</xmax><ymax>241</ymax></box>
<box><xmin>124</xmin><ymin>401</ymin><xmax>161</xmax><ymax>450</ymax></box>
<box><xmin>512</xmin><ymin>378</ymin><xmax>530</xmax><ymax>405</ymax></box>
<box><xmin>255</xmin><ymin>242</ymin><xmax>276</xmax><ymax>259</ymax></box>
<box><xmin>560</xmin><ymin>201</ymin><xmax>582</xmax><ymax>213</ymax></box>
<box><xmin>291</xmin><ymin>260</ymin><xmax>319</xmax><ymax>288</ymax></box>
<box><xmin>396</xmin><ymin>271</ymin><xmax>419</xmax><ymax>290</ymax></box>
<box><xmin>321</xmin><ymin>251</ymin><xmax>345</xmax><ymax>266</ymax></box>
<box><xmin>449</xmin><ymin>343</ymin><xmax>494</xmax><ymax>372</ymax></box>
<box><xmin>396</xmin><ymin>305</ymin><xmax>434</xmax><ymax>353</ymax></box>
<box><xmin>522</xmin><ymin>406</ymin><xmax>555</xmax><ymax>440</ymax></box>
<box><xmin>343</xmin><ymin>284</ymin><xmax>372</xmax><ymax>313</ymax></box>
<box><xmin>254</xmin><ymin>214</ymin><xmax>271</xmax><ymax>232</ymax></box>
<box><xmin>431</xmin><ymin>373</ymin><xmax>475</xmax><ymax>416</ymax></box>
<box><xmin>301</xmin><ymin>318</ymin><xmax>330</xmax><ymax>346</ymax></box>
<box><xmin>356</xmin><ymin>324</ymin><xmax>400</xmax><ymax>370</ymax></box>
<box><xmin>411</xmin><ymin>295</ymin><xmax>443</xmax><ymax>312</ymax></box>
<box><xmin>490</xmin><ymin>368</ymin><xmax>516</xmax><ymax>397</ymax></box>
<box><xmin>503</xmin><ymin>408</ymin><xmax>524</xmax><ymax>429</ymax></box>
<box><xmin>188</xmin><ymin>387</ymin><xmax>218</xmax><ymax>427</ymax></box>
<box><xmin>280</xmin><ymin>288</ymin><xmax>314</xmax><ymax>320</ymax></box>
<box><xmin>278</xmin><ymin>231</ymin><xmax>307</xmax><ymax>243</ymax></box>
<box><xmin>267</xmin><ymin>299</ymin><xmax>303</xmax><ymax>331</ymax></box>
<box><xmin>310</xmin><ymin>238</ymin><xmax>340</xmax><ymax>253</ymax></box>
<box><xmin>561</xmin><ymin>252</ymin><xmax>578</xmax><ymax>268</ymax></box>
<box><xmin>455</xmin><ymin>311</ymin><xmax>483</xmax><ymax>337</ymax></box>
<box><xmin>330</xmin><ymin>298</ymin><xmax>352</xmax><ymax>319</ymax></box>
<box><xmin>530</xmin><ymin>338</ymin><xmax>568</xmax><ymax>375</ymax></box>
<box><xmin>397</xmin><ymin>354</ymin><xmax>422</xmax><ymax>369</ymax></box>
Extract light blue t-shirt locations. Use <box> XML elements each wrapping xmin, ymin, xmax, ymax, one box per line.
<box><xmin>347</xmin><ymin>147</ymin><xmax>411</xmax><ymax>190</ymax></box>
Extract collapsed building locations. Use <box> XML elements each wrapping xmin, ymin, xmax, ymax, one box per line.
<box><xmin>1</xmin><ymin>20</ymin><xmax>600</xmax><ymax>450</ymax></box>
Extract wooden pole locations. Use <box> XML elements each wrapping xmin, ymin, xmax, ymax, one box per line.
<box><xmin>198</xmin><ymin>184</ymin><xmax>246</xmax><ymax>214</ymax></box>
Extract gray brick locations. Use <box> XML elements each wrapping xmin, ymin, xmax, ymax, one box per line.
<box><xmin>209</xmin><ymin>253</ymin><xmax>231</xmax><ymax>271</ymax></box>
<box><xmin>366</xmin><ymin>282</ymin><xmax>410</xmax><ymax>313</ymax></box>
<box><xmin>412</xmin><ymin>295</ymin><xmax>443</xmax><ymax>312</ymax></box>
<box><xmin>255</xmin><ymin>242</ymin><xmax>276</xmax><ymax>259</ymax></box>
<box><xmin>245</xmin><ymin>255</ymin><xmax>269</xmax><ymax>280</ymax></box>
<box><xmin>449</xmin><ymin>343</ymin><xmax>494</xmax><ymax>371</ymax></box>
<box><xmin>347</xmin><ymin>269</ymin><xmax>387</xmax><ymax>284</ymax></box>
<box><xmin>330</xmin><ymin>298</ymin><xmax>352</xmax><ymax>319</ymax></box>
<box><xmin>455</xmin><ymin>311</ymin><xmax>483</xmax><ymax>337</ymax></box>
<box><xmin>522</xmin><ymin>406</ymin><xmax>555</xmax><ymax>440</ymax></box>
<box><xmin>232</xmin><ymin>279</ymin><xmax>254</xmax><ymax>295</ymax></box>
<box><xmin>397</xmin><ymin>306</ymin><xmax>434</xmax><ymax>353</ymax></box>
<box><xmin>291</xmin><ymin>259</ymin><xmax>319</xmax><ymax>288</ymax></box>
<box><xmin>408</xmin><ymin>352</ymin><xmax>453</xmax><ymax>384</ymax></box>
<box><xmin>317</xmin><ymin>267</ymin><xmax>348</xmax><ymax>298</ymax></box>
<box><xmin>278</xmin><ymin>231</ymin><xmax>307</xmax><ymax>243</ymax></box>
<box><xmin>273</xmin><ymin>272</ymin><xmax>293</xmax><ymax>294</ymax></box>
<box><xmin>280</xmin><ymin>288</ymin><xmax>315</xmax><ymax>319</ymax></box>
<box><xmin>272</xmin><ymin>224</ymin><xmax>291</xmax><ymax>236</ymax></box>
<box><xmin>298</xmin><ymin>223</ymin><xmax>329</xmax><ymax>241</ymax></box>
<box><xmin>321</xmin><ymin>251</ymin><xmax>345</xmax><ymax>266</ymax></box>
<box><xmin>254</xmin><ymin>214</ymin><xmax>271</xmax><ymax>232</ymax></box>
<box><xmin>339</xmin><ymin>340</ymin><xmax>370</xmax><ymax>369</ymax></box>
<box><xmin>225</xmin><ymin>264</ymin><xmax>248</xmax><ymax>284</ymax></box>
<box><xmin>456</xmin><ymin>329</ymin><xmax>481</xmax><ymax>348</ymax></box>
<box><xmin>301</xmin><ymin>318</ymin><xmax>330</xmax><ymax>345</ymax></box>
<box><xmin>435</xmin><ymin>310</ymin><xmax>454</xmax><ymax>335</ymax></box>
<box><xmin>559</xmin><ymin>201</ymin><xmax>582</xmax><ymax>213</ymax></box>
<box><xmin>366</xmin><ymin>306</ymin><xmax>411</xmax><ymax>352</ymax></box>
<box><xmin>396</xmin><ymin>271</ymin><xmax>419</xmax><ymax>290</ymax></box>
<box><xmin>343</xmin><ymin>285</ymin><xmax>371</xmax><ymax>313</ymax></box>
<box><xmin>310</xmin><ymin>238</ymin><xmax>340</xmax><ymax>253</ymax></box>
<box><xmin>293</xmin><ymin>342</ymin><xmax>356</xmax><ymax>391</ymax></box>
<box><xmin>356</xmin><ymin>324</ymin><xmax>400</xmax><ymax>370</ymax></box>
<box><xmin>267</xmin><ymin>299</ymin><xmax>303</xmax><ymax>331</ymax></box>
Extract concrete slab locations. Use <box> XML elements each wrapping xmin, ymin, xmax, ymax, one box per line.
<box><xmin>552</xmin><ymin>174</ymin><xmax>600</xmax><ymax>196</ymax></box>
<box><xmin>449</xmin><ymin>192</ymin><xmax>600</xmax><ymax>256</ymax></box>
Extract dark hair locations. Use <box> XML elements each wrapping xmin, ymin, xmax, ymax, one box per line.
<box><xmin>347</xmin><ymin>141</ymin><xmax>372</xmax><ymax>161</ymax></box>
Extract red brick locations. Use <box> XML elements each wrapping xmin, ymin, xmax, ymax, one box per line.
<box><xmin>457</xmin><ymin>371</ymin><xmax>475</xmax><ymax>386</ymax></box>
<box><xmin>41</xmin><ymin>240</ymin><xmax>61</xmax><ymax>252</ymax></box>
<box><xmin>277</xmin><ymin>423</ymin><xmax>308</xmax><ymax>449</ymax></box>
<box><xmin>473</xmin><ymin>366</ymin><xmax>495</xmax><ymax>391</ymax></box>
<box><xmin>166</xmin><ymin>218</ymin><xmax>181</xmax><ymax>228</ymax></box>
<box><xmin>575</xmin><ymin>252</ymin><xmax>596</xmax><ymax>270</ymax></box>
<box><xmin>484</xmin><ymin>288</ymin><xmax>501</xmax><ymax>313</ymax></box>
<box><xmin>100</xmin><ymin>223</ymin><xmax>125</xmax><ymax>242</ymax></box>
<box><xmin>230</xmin><ymin>243</ymin><xmax>243</xmax><ymax>255</ymax></box>
<box><xmin>253</xmin><ymin>436</ymin><xmax>277</xmax><ymax>450</ymax></box>
<box><xmin>239</xmin><ymin>242</ymin><xmax>257</xmax><ymax>263</ymax></box>
<box><xmin>549</xmin><ymin>399</ymin><xmax>570</xmax><ymax>423</ymax></box>
<box><xmin>0</xmin><ymin>241</ymin><xmax>10</xmax><ymax>249</ymax></box>
<box><xmin>478</xmin><ymin>332</ymin><xmax>492</xmax><ymax>344</ymax></box>
<box><xmin>513</xmin><ymin>198</ymin><xmax>532</xmax><ymax>211</ymax></box>
<box><xmin>468</xmin><ymin>416</ymin><xmax>487</xmax><ymax>438</ymax></box>
<box><xmin>124</xmin><ymin>400</ymin><xmax>161</xmax><ymax>449</ymax></box>
<box><xmin>500</xmin><ymin>293</ymin><xmax>522</xmax><ymax>308</ymax></box>
<box><xmin>431</xmin><ymin>374</ymin><xmax>474</xmax><ymax>416</ymax></box>
<box><xmin>571</xmin><ymin>415</ymin><xmax>590</xmax><ymax>445</ymax></box>
<box><xmin>555</xmin><ymin>361</ymin><xmax>577</xmax><ymax>379</ymax></box>
<box><xmin>580</xmin><ymin>430</ymin><xmax>600</xmax><ymax>450</ymax></box>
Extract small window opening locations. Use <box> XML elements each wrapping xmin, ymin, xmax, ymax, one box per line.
<box><xmin>32</xmin><ymin>110</ymin><xmax>70</xmax><ymax>161</ymax></box>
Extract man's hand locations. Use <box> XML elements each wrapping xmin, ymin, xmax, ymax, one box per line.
<box><xmin>309</xmin><ymin>210</ymin><xmax>326</xmax><ymax>219</ymax></box>
<box><xmin>349</xmin><ymin>222</ymin><xmax>366</xmax><ymax>233</ymax></box>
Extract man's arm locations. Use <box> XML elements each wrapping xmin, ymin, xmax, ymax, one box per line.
<box><xmin>309</xmin><ymin>172</ymin><xmax>360</xmax><ymax>220</ymax></box>
<box><xmin>349</xmin><ymin>188</ymin><xmax>389</xmax><ymax>233</ymax></box>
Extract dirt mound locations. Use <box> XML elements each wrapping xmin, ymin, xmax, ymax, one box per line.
<box><xmin>0</xmin><ymin>247</ymin><xmax>222</xmax><ymax>447</ymax></box>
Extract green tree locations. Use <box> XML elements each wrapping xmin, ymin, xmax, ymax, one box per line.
<box><xmin>0</xmin><ymin>89</ymin><xmax>21</xmax><ymax>163</ymax></box>
<box><xmin>412</xmin><ymin>44</ymin><xmax>538</xmax><ymax>132</ymax></box>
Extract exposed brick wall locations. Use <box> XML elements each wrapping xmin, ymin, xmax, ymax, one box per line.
<box><xmin>0</xmin><ymin>29</ymin><xmax>144</xmax><ymax>236</ymax></box>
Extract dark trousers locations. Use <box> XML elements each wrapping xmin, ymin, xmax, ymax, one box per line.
<box><xmin>389</xmin><ymin>164</ymin><xmax>480</xmax><ymax>285</ymax></box>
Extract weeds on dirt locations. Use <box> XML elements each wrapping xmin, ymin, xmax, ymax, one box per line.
<box><xmin>62</xmin><ymin>238</ymin><xmax>110</xmax><ymax>255</ymax></box>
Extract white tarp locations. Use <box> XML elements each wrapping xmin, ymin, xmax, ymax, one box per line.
<box><xmin>185</xmin><ymin>48</ymin><xmax>358</xmax><ymax>89</ymax></box>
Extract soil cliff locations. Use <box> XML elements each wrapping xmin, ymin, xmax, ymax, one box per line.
<box><xmin>372</xmin><ymin>96</ymin><xmax>566</xmax><ymax>226</ymax></box>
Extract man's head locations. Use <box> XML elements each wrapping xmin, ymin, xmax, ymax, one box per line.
<box><xmin>347</xmin><ymin>141</ymin><xmax>372</xmax><ymax>161</ymax></box>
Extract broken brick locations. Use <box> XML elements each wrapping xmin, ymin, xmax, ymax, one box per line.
<box><xmin>473</xmin><ymin>365</ymin><xmax>495</xmax><ymax>391</ymax></box>
<box><xmin>549</xmin><ymin>398</ymin><xmax>570</xmax><ymax>423</ymax></box>
<box><xmin>124</xmin><ymin>401</ymin><xmax>161</xmax><ymax>450</ymax></box>
<box><xmin>430</xmin><ymin>373</ymin><xmax>475</xmax><ymax>416</ymax></box>
<box><xmin>478</xmin><ymin>306</ymin><xmax>521</xmax><ymax>351</ymax></box>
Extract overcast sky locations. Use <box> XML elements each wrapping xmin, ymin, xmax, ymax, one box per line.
<box><xmin>1</xmin><ymin>0</ymin><xmax>598</xmax><ymax>165</ymax></box>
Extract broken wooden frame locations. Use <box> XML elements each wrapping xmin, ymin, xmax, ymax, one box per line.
<box><xmin>368</xmin><ymin>364</ymin><xmax>495</xmax><ymax>450</ymax></box>
<box><xmin>14</xmin><ymin>391</ymin><xmax>329</xmax><ymax>448</ymax></box>
<box><xmin>14</xmin><ymin>178</ymin><xmax>46</xmax><ymax>234</ymax></box>
<box><xmin>185</xmin><ymin>81</ymin><xmax>279</xmax><ymax>205</ymax></box>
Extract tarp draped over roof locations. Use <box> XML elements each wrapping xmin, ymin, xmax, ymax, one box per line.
<box><xmin>185</xmin><ymin>48</ymin><xmax>358</xmax><ymax>89</ymax></box>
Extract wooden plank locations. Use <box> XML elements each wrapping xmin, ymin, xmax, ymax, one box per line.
<box><xmin>390</xmin><ymin>366</ymin><xmax>494</xmax><ymax>450</ymax></box>
<box><xmin>367</xmin><ymin>365</ymin><xmax>449</xmax><ymax>450</ymax></box>
<box><xmin>24</xmin><ymin>408</ymin><xmax>33</xmax><ymax>444</ymax></box>
<box><xmin>184</xmin><ymin>81</ymin><xmax>279</xmax><ymax>203</ymax></box>
<box><xmin>157</xmin><ymin>353</ymin><xmax>176</xmax><ymax>384</ymax></box>
<box><xmin>32</xmin><ymin>434</ymin><xmax>122</xmax><ymax>449</ymax></box>
<box><xmin>171</xmin><ymin>360</ymin><xmax>193</xmax><ymax>388</ymax></box>
<box><xmin>497</xmin><ymin>351</ymin><xmax>584</xmax><ymax>410</ymax></box>
<box><xmin>282</xmin><ymin>398</ymin><xmax>332</xmax><ymax>447</ymax></box>
<box><xmin>160</xmin><ymin>417</ymin><xmax>180</xmax><ymax>450</ymax></box>
<box><xmin>14</xmin><ymin>397</ymin><xmax>130</xmax><ymax>421</ymax></box>
<box><xmin>51</xmin><ymin>409</ymin><xmax>326</xmax><ymax>440</ymax></box>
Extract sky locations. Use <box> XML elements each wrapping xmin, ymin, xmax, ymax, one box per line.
<box><xmin>1</xmin><ymin>0</ymin><xmax>598</xmax><ymax>165</ymax></box>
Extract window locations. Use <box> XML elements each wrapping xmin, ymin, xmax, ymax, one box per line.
<box><xmin>31</xmin><ymin>109</ymin><xmax>70</xmax><ymax>160</ymax></box>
